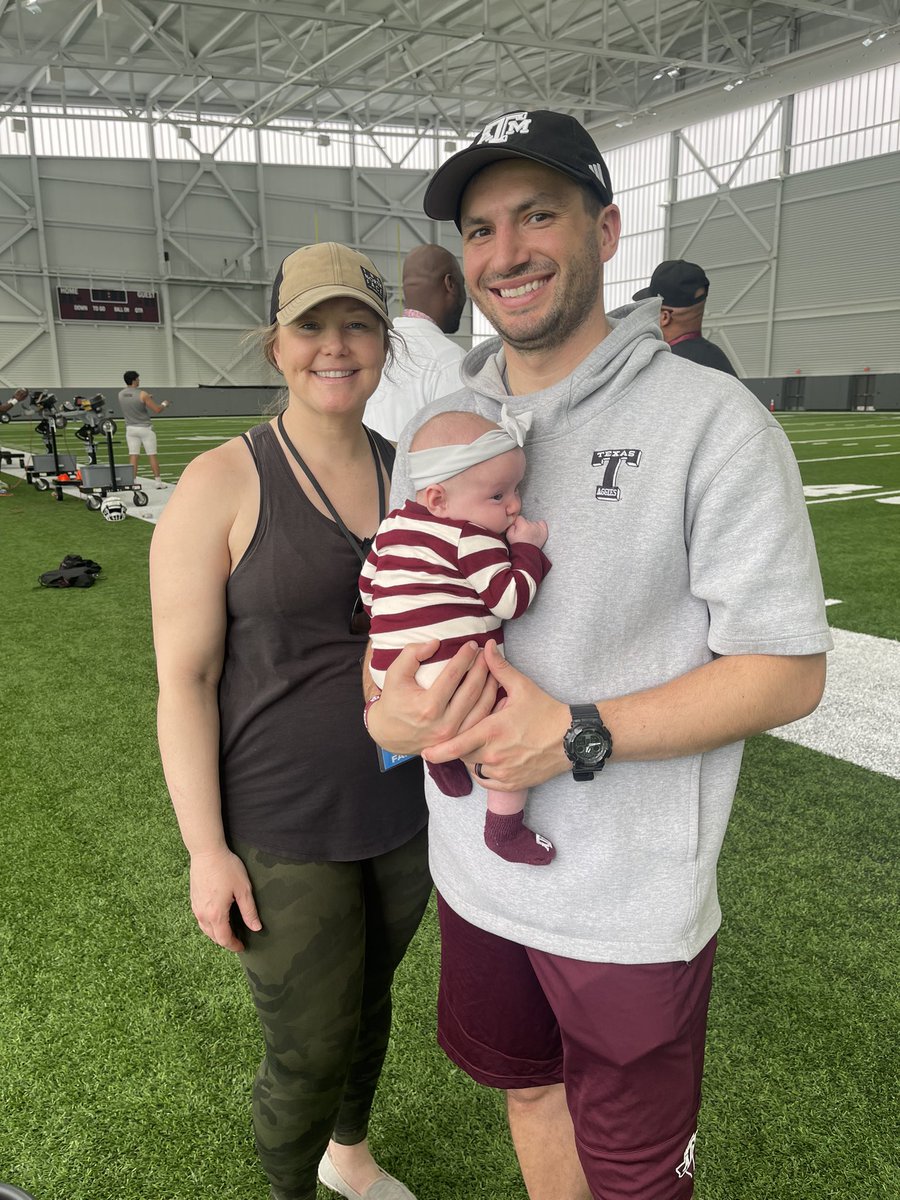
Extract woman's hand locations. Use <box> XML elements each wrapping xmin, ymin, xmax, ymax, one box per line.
<box><xmin>367</xmin><ymin>639</ymin><xmax>499</xmax><ymax>755</ymax></box>
<box><xmin>189</xmin><ymin>847</ymin><xmax>262</xmax><ymax>953</ymax></box>
<box><xmin>422</xmin><ymin>640</ymin><xmax>570</xmax><ymax>791</ymax></box>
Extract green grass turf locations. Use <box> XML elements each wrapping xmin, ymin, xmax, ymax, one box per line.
<box><xmin>1</xmin><ymin>413</ymin><xmax>898</xmax><ymax>1198</ymax></box>
<box><xmin>781</xmin><ymin>413</ymin><xmax>900</xmax><ymax>640</ymax></box>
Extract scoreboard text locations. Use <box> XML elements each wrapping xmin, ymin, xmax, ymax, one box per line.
<box><xmin>57</xmin><ymin>287</ymin><xmax>161</xmax><ymax>323</ymax></box>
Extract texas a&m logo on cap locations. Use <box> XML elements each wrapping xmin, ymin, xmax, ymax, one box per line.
<box><xmin>477</xmin><ymin>111</ymin><xmax>532</xmax><ymax>145</ymax></box>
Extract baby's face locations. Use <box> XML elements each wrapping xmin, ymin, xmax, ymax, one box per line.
<box><xmin>439</xmin><ymin>447</ymin><xmax>526</xmax><ymax>535</ymax></box>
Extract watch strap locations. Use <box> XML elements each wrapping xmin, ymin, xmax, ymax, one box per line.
<box><xmin>569</xmin><ymin>703</ymin><xmax>602</xmax><ymax>726</ymax></box>
<box><xmin>564</xmin><ymin>704</ymin><xmax>612</xmax><ymax>781</ymax></box>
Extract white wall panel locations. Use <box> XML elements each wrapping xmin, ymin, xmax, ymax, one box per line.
<box><xmin>56</xmin><ymin>324</ymin><xmax>168</xmax><ymax>386</ymax></box>
<box><xmin>771</xmin><ymin>312</ymin><xmax>898</xmax><ymax>375</ymax></box>
<box><xmin>45</xmin><ymin>230</ymin><xmax>160</xmax><ymax>279</ymax></box>
<box><xmin>670</xmin><ymin>197</ymin><xmax>776</xmax><ymax>266</ymax></box>
<box><xmin>775</xmin><ymin>158</ymin><xmax>899</xmax><ymax>312</ymax></box>
<box><xmin>173</xmin><ymin>328</ymin><xmax>271</xmax><ymax>387</ymax></box>
<box><xmin>0</xmin><ymin>327</ymin><xmax>53</xmax><ymax>382</ymax></box>
<box><xmin>667</xmin><ymin>150</ymin><xmax>900</xmax><ymax>377</ymax></box>
<box><xmin>0</xmin><ymin>272</ymin><xmax>44</xmax><ymax>320</ymax></box>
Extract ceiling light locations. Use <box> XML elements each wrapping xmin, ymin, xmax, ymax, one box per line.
<box><xmin>11</xmin><ymin>117</ymin><xmax>27</xmax><ymax>133</ymax></box>
<box><xmin>723</xmin><ymin>78</ymin><xmax>745</xmax><ymax>91</ymax></box>
<box><xmin>23</xmin><ymin>1</ymin><xmax>42</xmax><ymax>13</ymax></box>
<box><xmin>47</xmin><ymin>65</ymin><xmax>65</xmax><ymax>83</ymax></box>
<box><xmin>861</xmin><ymin>35</ymin><xmax>875</xmax><ymax>46</ymax></box>
<box><xmin>666</xmin><ymin>67</ymin><xmax>680</xmax><ymax>78</ymax></box>
<box><xmin>317</xmin><ymin>134</ymin><xmax>331</xmax><ymax>147</ymax></box>
<box><xmin>177</xmin><ymin>125</ymin><xmax>192</xmax><ymax>140</ymax></box>
<box><xmin>614</xmin><ymin>115</ymin><xmax>634</xmax><ymax>128</ymax></box>
<box><xmin>652</xmin><ymin>70</ymin><xmax>666</xmax><ymax>81</ymax></box>
<box><xmin>876</xmin><ymin>30</ymin><xmax>887</xmax><ymax>39</ymax></box>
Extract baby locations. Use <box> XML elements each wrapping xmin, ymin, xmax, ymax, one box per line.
<box><xmin>360</xmin><ymin>406</ymin><xmax>554</xmax><ymax>866</ymax></box>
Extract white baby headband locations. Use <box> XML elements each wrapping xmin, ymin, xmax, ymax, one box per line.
<box><xmin>408</xmin><ymin>405</ymin><xmax>533</xmax><ymax>490</ymax></box>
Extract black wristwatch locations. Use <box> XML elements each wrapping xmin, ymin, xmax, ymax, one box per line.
<box><xmin>563</xmin><ymin>704</ymin><xmax>613</xmax><ymax>781</ymax></box>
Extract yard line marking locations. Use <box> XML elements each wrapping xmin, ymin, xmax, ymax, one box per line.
<box><xmin>876</xmin><ymin>497</ymin><xmax>900</xmax><ymax>506</ymax></box>
<box><xmin>803</xmin><ymin>485</ymin><xmax>880</xmax><ymax>498</ymax></box>
<box><xmin>792</xmin><ymin>434</ymin><xmax>900</xmax><ymax>445</ymax></box>
<box><xmin>795</xmin><ymin>451</ymin><xmax>900</xmax><ymax>464</ymax></box>
<box><xmin>770</xmin><ymin>627</ymin><xmax>900</xmax><ymax>780</ymax></box>
<box><xmin>806</xmin><ymin>489</ymin><xmax>900</xmax><ymax>505</ymax></box>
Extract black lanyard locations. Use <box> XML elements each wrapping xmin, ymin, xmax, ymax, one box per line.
<box><xmin>276</xmin><ymin>412</ymin><xmax>385</xmax><ymax>564</ymax></box>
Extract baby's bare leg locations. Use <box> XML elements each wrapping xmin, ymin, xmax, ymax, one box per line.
<box><xmin>484</xmin><ymin>789</ymin><xmax>555</xmax><ymax>866</ymax></box>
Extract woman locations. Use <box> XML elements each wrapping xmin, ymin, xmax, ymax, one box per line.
<box><xmin>150</xmin><ymin>243</ymin><xmax>432</xmax><ymax>1200</ymax></box>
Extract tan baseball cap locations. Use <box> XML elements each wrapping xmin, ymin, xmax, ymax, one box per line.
<box><xmin>269</xmin><ymin>242</ymin><xmax>392</xmax><ymax>328</ymax></box>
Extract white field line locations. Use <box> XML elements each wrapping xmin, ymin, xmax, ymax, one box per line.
<box><xmin>806</xmin><ymin>489</ymin><xmax>900</xmax><ymax>505</ymax></box>
<box><xmin>792</xmin><ymin>434</ymin><xmax>900</xmax><ymax>445</ymax></box>
<box><xmin>782</xmin><ymin>423</ymin><xmax>900</xmax><ymax>436</ymax></box>
<box><xmin>795</xmin><ymin>450</ymin><xmax>900</xmax><ymax>464</ymax></box>
<box><xmin>769</xmin><ymin>627</ymin><xmax>900</xmax><ymax>780</ymax></box>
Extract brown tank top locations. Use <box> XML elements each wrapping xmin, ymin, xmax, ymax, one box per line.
<box><xmin>219</xmin><ymin>422</ymin><xmax>426</xmax><ymax>861</ymax></box>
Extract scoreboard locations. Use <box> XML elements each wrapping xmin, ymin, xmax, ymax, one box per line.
<box><xmin>57</xmin><ymin>287</ymin><xmax>161</xmax><ymax>323</ymax></box>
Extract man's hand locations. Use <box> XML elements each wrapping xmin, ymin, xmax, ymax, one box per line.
<box><xmin>506</xmin><ymin>515</ymin><xmax>548</xmax><ymax>548</ymax></box>
<box><xmin>422</xmin><ymin>640</ymin><xmax>570</xmax><ymax>791</ymax></box>
<box><xmin>367</xmin><ymin>639</ymin><xmax>499</xmax><ymax>756</ymax></box>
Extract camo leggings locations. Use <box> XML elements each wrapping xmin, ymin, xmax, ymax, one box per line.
<box><xmin>234</xmin><ymin>827</ymin><xmax>431</xmax><ymax>1200</ymax></box>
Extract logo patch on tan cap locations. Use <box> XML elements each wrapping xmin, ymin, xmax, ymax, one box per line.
<box><xmin>360</xmin><ymin>266</ymin><xmax>386</xmax><ymax>305</ymax></box>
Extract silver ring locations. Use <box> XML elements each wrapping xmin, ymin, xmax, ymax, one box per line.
<box><xmin>473</xmin><ymin>762</ymin><xmax>487</xmax><ymax>780</ymax></box>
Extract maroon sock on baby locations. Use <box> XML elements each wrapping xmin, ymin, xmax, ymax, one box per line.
<box><xmin>426</xmin><ymin>758</ymin><xmax>473</xmax><ymax>798</ymax></box>
<box><xmin>484</xmin><ymin>810</ymin><xmax>555</xmax><ymax>865</ymax></box>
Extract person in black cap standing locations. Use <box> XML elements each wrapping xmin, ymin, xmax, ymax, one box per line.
<box><xmin>363</xmin><ymin>109</ymin><xmax>829</xmax><ymax>1200</ymax></box>
<box><xmin>633</xmin><ymin>260</ymin><xmax>737</xmax><ymax>376</ymax></box>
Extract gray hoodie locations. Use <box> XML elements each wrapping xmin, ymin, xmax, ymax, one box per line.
<box><xmin>390</xmin><ymin>300</ymin><xmax>831</xmax><ymax>963</ymax></box>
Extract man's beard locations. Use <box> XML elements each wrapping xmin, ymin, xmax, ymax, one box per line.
<box><xmin>475</xmin><ymin>232</ymin><xmax>603</xmax><ymax>354</ymax></box>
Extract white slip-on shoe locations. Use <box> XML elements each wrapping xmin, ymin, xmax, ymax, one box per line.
<box><xmin>317</xmin><ymin>1150</ymin><xmax>418</xmax><ymax>1200</ymax></box>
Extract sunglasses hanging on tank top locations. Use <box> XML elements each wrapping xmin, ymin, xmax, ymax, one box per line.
<box><xmin>276</xmin><ymin>412</ymin><xmax>384</xmax><ymax>636</ymax></box>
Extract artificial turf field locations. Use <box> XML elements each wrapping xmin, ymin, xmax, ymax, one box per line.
<box><xmin>1</xmin><ymin>410</ymin><xmax>898</xmax><ymax>1199</ymax></box>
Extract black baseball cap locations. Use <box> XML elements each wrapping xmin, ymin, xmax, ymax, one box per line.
<box><xmin>633</xmin><ymin>260</ymin><xmax>710</xmax><ymax>307</ymax></box>
<box><xmin>423</xmin><ymin>110</ymin><xmax>614</xmax><ymax>225</ymax></box>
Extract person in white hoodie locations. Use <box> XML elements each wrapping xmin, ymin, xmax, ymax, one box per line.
<box><xmin>363</xmin><ymin>244</ymin><xmax>467</xmax><ymax>440</ymax></box>
<box><xmin>363</xmin><ymin>110</ymin><xmax>831</xmax><ymax>1200</ymax></box>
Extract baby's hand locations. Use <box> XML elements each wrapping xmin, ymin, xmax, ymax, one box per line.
<box><xmin>507</xmin><ymin>516</ymin><xmax>548</xmax><ymax>548</ymax></box>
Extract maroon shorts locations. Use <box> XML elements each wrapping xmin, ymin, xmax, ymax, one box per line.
<box><xmin>436</xmin><ymin>894</ymin><xmax>716</xmax><ymax>1200</ymax></box>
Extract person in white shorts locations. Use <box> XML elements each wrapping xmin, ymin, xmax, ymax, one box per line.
<box><xmin>117</xmin><ymin>369</ymin><xmax>169</xmax><ymax>487</ymax></box>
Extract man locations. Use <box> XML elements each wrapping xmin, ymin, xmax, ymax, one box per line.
<box><xmin>364</xmin><ymin>109</ymin><xmax>830</xmax><ymax>1199</ymax></box>
<box><xmin>633</xmin><ymin>260</ymin><xmax>738</xmax><ymax>376</ymax></box>
<box><xmin>0</xmin><ymin>387</ymin><xmax>28</xmax><ymax>418</ymax></box>
<box><xmin>117</xmin><ymin>370</ymin><xmax>169</xmax><ymax>488</ymax></box>
<box><xmin>363</xmin><ymin>243</ymin><xmax>467</xmax><ymax>440</ymax></box>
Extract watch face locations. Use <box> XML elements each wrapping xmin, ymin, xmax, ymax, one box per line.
<box><xmin>573</xmin><ymin>729</ymin><xmax>609</xmax><ymax>764</ymax></box>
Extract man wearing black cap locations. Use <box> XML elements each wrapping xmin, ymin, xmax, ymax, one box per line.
<box><xmin>363</xmin><ymin>109</ymin><xmax>829</xmax><ymax>1200</ymax></box>
<box><xmin>633</xmin><ymin>260</ymin><xmax>737</xmax><ymax>376</ymax></box>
